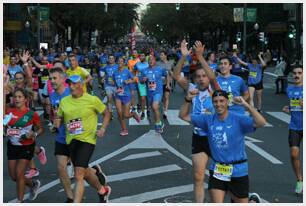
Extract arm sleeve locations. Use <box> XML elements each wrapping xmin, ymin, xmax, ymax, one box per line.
<box><xmin>80</xmin><ymin>67</ymin><xmax>90</xmax><ymax>78</ymax></box>
<box><xmin>57</xmin><ymin>101</ymin><xmax>64</xmax><ymax>117</ymax></box>
<box><xmin>32</xmin><ymin>112</ymin><xmax>41</xmax><ymax>127</ymax></box>
<box><xmin>93</xmin><ymin>96</ymin><xmax>106</xmax><ymax>114</ymax></box>
<box><xmin>240</xmin><ymin>78</ymin><xmax>248</xmax><ymax>93</ymax></box>
<box><xmin>239</xmin><ymin>114</ymin><xmax>256</xmax><ymax>134</ymax></box>
<box><xmin>191</xmin><ymin>114</ymin><xmax>208</xmax><ymax>131</ymax></box>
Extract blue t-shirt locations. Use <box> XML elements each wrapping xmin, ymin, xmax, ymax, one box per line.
<box><xmin>247</xmin><ymin>63</ymin><xmax>263</xmax><ymax>85</ymax></box>
<box><xmin>209</xmin><ymin>63</ymin><xmax>218</xmax><ymax>72</ymax></box>
<box><xmin>217</xmin><ymin>75</ymin><xmax>248</xmax><ymax>114</ymax></box>
<box><xmin>99</xmin><ymin>54</ymin><xmax>108</xmax><ymax>66</ymax></box>
<box><xmin>231</xmin><ymin>56</ymin><xmax>243</xmax><ymax>73</ymax></box>
<box><xmin>113</xmin><ymin>68</ymin><xmax>134</xmax><ymax>97</ymax></box>
<box><xmin>99</xmin><ymin>64</ymin><xmax>119</xmax><ymax>87</ymax></box>
<box><xmin>141</xmin><ymin>66</ymin><xmax>167</xmax><ymax>95</ymax></box>
<box><xmin>49</xmin><ymin>87</ymin><xmax>71</xmax><ymax>144</ymax></box>
<box><xmin>134</xmin><ymin>62</ymin><xmax>149</xmax><ymax>80</ymax></box>
<box><xmin>287</xmin><ymin>85</ymin><xmax>303</xmax><ymax>131</ymax></box>
<box><xmin>191</xmin><ymin>111</ymin><xmax>255</xmax><ymax>177</ymax></box>
<box><xmin>189</xmin><ymin>83</ymin><xmax>215</xmax><ymax>137</ymax></box>
<box><xmin>64</xmin><ymin>59</ymin><xmax>70</xmax><ymax>68</ymax></box>
<box><xmin>8</xmin><ymin>65</ymin><xmax>23</xmax><ymax>80</ymax></box>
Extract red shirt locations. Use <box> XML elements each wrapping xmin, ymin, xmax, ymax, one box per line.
<box><xmin>6</xmin><ymin>107</ymin><xmax>40</xmax><ymax>146</ymax></box>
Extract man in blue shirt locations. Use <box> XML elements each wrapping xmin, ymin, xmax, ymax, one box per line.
<box><xmin>179</xmin><ymin>89</ymin><xmax>266</xmax><ymax>203</ymax></box>
<box><xmin>99</xmin><ymin>55</ymin><xmax>119</xmax><ymax>118</ymax></box>
<box><xmin>8</xmin><ymin>56</ymin><xmax>23</xmax><ymax>82</ymax></box>
<box><xmin>282</xmin><ymin>66</ymin><xmax>303</xmax><ymax>194</ymax></box>
<box><xmin>140</xmin><ymin>56</ymin><xmax>169</xmax><ymax>133</ymax></box>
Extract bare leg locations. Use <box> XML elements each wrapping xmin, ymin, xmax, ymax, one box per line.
<box><xmin>248</xmin><ymin>87</ymin><xmax>255</xmax><ymax>107</ymax></box>
<box><xmin>152</xmin><ymin>102</ymin><xmax>161</xmax><ymax>124</ymax></box>
<box><xmin>115</xmin><ymin>99</ymin><xmax>127</xmax><ymax>131</ymax></box>
<box><xmin>56</xmin><ymin>155</ymin><xmax>73</xmax><ymax>199</ymax></box>
<box><xmin>255</xmin><ymin>89</ymin><xmax>263</xmax><ymax>110</ymax></box>
<box><xmin>290</xmin><ymin>147</ymin><xmax>303</xmax><ymax>181</ymax></box>
<box><xmin>210</xmin><ymin>189</ymin><xmax>226</xmax><ymax>203</ymax></box>
<box><xmin>192</xmin><ymin>152</ymin><xmax>209</xmax><ymax>202</ymax></box>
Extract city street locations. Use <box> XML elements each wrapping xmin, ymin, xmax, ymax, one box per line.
<box><xmin>3</xmin><ymin>71</ymin><xmax>303</xmax><ymax>203</ymax></box>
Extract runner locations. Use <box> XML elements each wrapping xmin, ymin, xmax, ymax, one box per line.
<box><xmin>180</xmin><ymin>89</ymin><xmax>266</xmax><ymax>203</ymax></box>
<box><xmin>7</xmin><ymin>55</ymin><xmax>23</xmax><ymax>82</ymax></box>
<box><xmin>128</xmin><ymin>50</ymin><xmax>140</xmax><ymax>111</ymax></box>
<box><xmin>140</xmin><ymin>55</ymin><xmax>169</xmax><ymax>133</ymax></box>
<box><xmin>173</xmin><ymin>40</ymin><xmax>219</xmax><ymax>202</ymax></box>
<box><xmin>4</xmin><ymin>88</ymin><xmax>44</xmax><ymax>202</ymax></box>
<box><xmin>55</xmin><ymin>75</ymin><xmax>111</xmax><ymax>203</ymax></box>
<box><xmin>234</xmin><ymin>52</ymin><xmax>267</xmax><ymax>112</ymax></box>
<box><xmin>282</xmin><ymin>65</ymin><xmax>303</xmax><ymax>194</ymax></box>
<box><xmin>134</xmin><ymin>52</ymin><xmax>149</xmax><ymax>119</ymax></box>
<box><xmin>66</xmin><ymin>54</ymin><xmax>92</xmax><ymax>93</ymax></box>
<box><xmin>99</xmin><ymin>55</ymin><xmax>118</xmax><ymax>118</ymax></box>
<box><xmin>49</xmin><ymin>67</ymin><xmax>74</xmax><ymax>202</ymax></box>
<box><xmin>156</xmin><ymin>51</ymin><xmax>173</xmax><ymax>120</ymax></box>
<box><xmin>113</xmin><ymin>57</ymin><xmax>141</xmax><ymax>136</ymax></box>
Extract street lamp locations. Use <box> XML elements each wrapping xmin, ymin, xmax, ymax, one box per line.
<box><xmin>25</xmin><ymin>21</ymin><xmax>31</xmax><ymax>48</ymax></box>
<box><xmin>254</xmin><ymin>23</ymin><xmax>259</xmax><ymax>31</ymax></box>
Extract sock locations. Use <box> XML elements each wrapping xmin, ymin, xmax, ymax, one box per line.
<box><xmin>98</xmin><ymin>186</ymin><xmax>106</xmax><ymax>195</ymax></box>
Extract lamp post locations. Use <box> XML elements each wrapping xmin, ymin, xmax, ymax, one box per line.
<box><xmin>25</xmin><ymin>21</ymin><xmax>31</xmax><ymax>48</ymax></box>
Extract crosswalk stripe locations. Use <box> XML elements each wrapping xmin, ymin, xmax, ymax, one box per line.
<box><xmin>266</xmin><ymin>112</ymin><xmax>290</xmax><ymax>124</ymax></box>
<box><xmin>119</xmin><ymin>151</ymin><xmax>162</xmax><ymax>161</ymax></box>
<box><xmin>166</xmin><ymin>110</ymin><xmax>190</xmax><ymax>125</ymax></box>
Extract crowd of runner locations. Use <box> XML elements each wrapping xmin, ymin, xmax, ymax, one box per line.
<box><xmin>2</xmin><ymin>40</ymin><xmax>303</xmax><ymax>203</ymax></box>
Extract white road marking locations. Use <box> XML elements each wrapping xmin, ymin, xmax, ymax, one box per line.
<box><xmin>264</xmin><ymin>71</ymin><xmax>278</xmax><ymax>78</ymax></box>
<box><xmin>264</xmin><ymin>122</ymin><xmax>273</xmax><ymax>127</ymax></box>
<box><xmin>129</xmin><ymin>117</ymin><xmax>150</xmax><ymax>125</ymax></box>
<box><xmin>166</xmin><ymin>110</ymin><xmax>190</xmax><ymax>125</ymax></box>
<box><xmin>266</xmin><ymin>112</ymin><xmax>290</xmax><ymax>124</ymax></box>
<box><xmin>245</xmin><ymin>136</ymin><xmax>283</xmax><ymax>164</ymax></box>
<box><xmin>119</xmin><ymin>151</ymin><xmax>162</xmax><ymax>161</ymax></box>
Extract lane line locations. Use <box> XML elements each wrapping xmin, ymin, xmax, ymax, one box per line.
<box><xmin>245</xmin><ymin>141</ymin><xmax>283</xmax><ymax>164</ymax></box>
<box><xmin>166</xmin><ymin>110</ymin><xmax>190</xmax><ymax>125</ymax></box>
<box><xmin>266</xmin><ymin>112</ymin><xmax>290</xmax><ymax>124</ymax></box>
<box><xmin>119</xmin><ymin>151</ymin><xmax>162</xmax><ymax>161</ymax></box>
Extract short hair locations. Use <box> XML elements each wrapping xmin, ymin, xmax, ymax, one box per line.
<box><xmin>14</xmin><ymin>71</ymin><xmax>26</xmax><ymax>78</ymax></box>
<box><xmin>220</xmin><ymin>56</ymin><xmax>232</xmax><ymax>65</ymax></box>
<box><xmin>212</xmin><ymin>89</ymin><xmax>229</xmax><ymax>99</ymax></box>
<box><xmin>68</xmin><ymin>54</ymin><xmax>76</xmax><ymax>59</ymax></box>
<box><xmin>292</xmin><ymin>65</ymin><xmax>303</xmax><ymax>71</ymax></box>
<box><xmin>49</xmin><ymin>67</ymin><xmax>65</xmax><ymax>77</ymax></box>
<box><xmin>13</xmin><ymin>88</ymin><xmax>29</xmax><ymax>99</ymax></box>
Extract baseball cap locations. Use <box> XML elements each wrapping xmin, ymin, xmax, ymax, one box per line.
<box><xmin>212</xmin><ymin>90</ymin><xmax>229</xmax><ymax>99</ymax></box>
<box><xmin>66</xmin><ymin>47</ymin><xmax>72</xmax><ymax>52</ymax></box>
<box><xmin>66</xmin><ymin>75</ymin><xmax>83</xmax><ymax>84</ymax></box>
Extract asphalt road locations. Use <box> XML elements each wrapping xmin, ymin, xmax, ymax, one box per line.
<box><xmin>3</xmin><ymin>69</ymin><xmax>303</xmax><ymax>203</ymax></box>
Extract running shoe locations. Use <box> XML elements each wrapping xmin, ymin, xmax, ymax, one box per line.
<box><xmin>248</xmin><ymin>192</ymin><xmax>261</xmax><ymax>203</ymax></box>
<box><xmin>155</xmin><ymin>122</ymin><xmax>164</xmax><ymax>133</ymax></box>
<box><xmin>65</xmin><ymin>198</ymin><xmax>73</xmax><ymax>203</ymax></box>
<box><xmin>92</xmin><ymin>164</ymin><xmax>107</xmax><ymax>186</ymax></box>
<box><xmin>98</xmin><ymin>185</ymin><xmax>111</xmax><ymax>203</ymax></box>
<box><xmin>140</xmin><ymin>112</ymin><xmax>145</xmax><ymax>120</ymax></box>
<box><xmin>37</xmin><ymin>146</ymin><xmax>47</xmax><ymax>165</ymax></box>
<box><xmin>66</xmin><ymin>162</ymin><xmax>74</xmax><ymax>178</ymax></box>
<box><xmin>25</xmin><ymin>168</ymin><xmax>39</xmax><ymax>179</ymax></box>
<box><xmin>295</xmin><ymin>180</ymin><xmax>303</xmax><ymax>194</ymax></box>
<box><xmin>132</xmin><ymin>112</ymin><xmax>141</xmax><ymax>123</ymax></box>
<box><xmin>29</xmin><ymin>179</ymin><xmax>41</xmax><ymax>201</ymax></box>
<box><xmin>120</xmin><ymin>130</ymin><xmax>129</xmax><ymax>136</ymax></box>
<box><xmin>137</xmin><ymin>104</ymin><xmax>141</xmax><ymax>113</ymax></box>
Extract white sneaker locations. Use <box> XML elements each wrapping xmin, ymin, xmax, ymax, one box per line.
<box><xmin>29</xmin><ymin>180</ymin><xmax>41</xmax><ymax>201</ymax></box>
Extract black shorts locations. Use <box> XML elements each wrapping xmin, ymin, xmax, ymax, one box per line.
<box><xmin>289</xmin><ymin>129</ymin><xmax>303</xmax><ymax>147</ymax></box>
<box><xmin>7</xmin><ymin>141</ymin><xmax>35</xmax><ymax>161</ymax></box>
<box><xmin>54</xmin><ymin>141</ymin><xmax>70</xmax><ymax>157</ymax></box>
<box><xmin>208</xmin><ymin>170</ymin><xmax>249</xmax><ymax>198</ymax></box>
<box><xmin>248</xmin><ymin>81</ymin><xmax>263</xmax><ymax>90</ymax></box>
<box><xmin>68</xmin><ymin>139</ymin><xmax>95</xmax><ymax>168</ymax></box>
<box><xmin>192</xmin><ymin>133</ymin><xmax>211</xmax><ymax>156</ymax></box>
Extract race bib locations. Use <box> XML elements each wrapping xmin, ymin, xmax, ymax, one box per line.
<box><xmin>41</xmin><ymin>76</ymin><xmax>49</xmax><ymax>84</ymax></box>
<box><xmin>290</xmin><ymin>99</ymin><xmax>303</xmax><ymax>111</ymax></box>
<box><xmin>67</xmin><ymin>118</ymin><xmax>84</xmax><ymax>135</ymax></box>
<box><xmin>7</xmin><ymin>127</ymin><xmax>22</xmax><ymax>137</ymax></box>
<box><xmin>148</xmin><ymin>81</ymin><xmax>157</xmax><ymax>91</ymax></box>
<box><xmin>108</xmin><ymin>77</ymin><xmax>114</xmax><ymax>85</ymax></box>
<box><xmin>213</xmin><ymin>163</ymin><xmax>233</xmax><ymax>182</ymax></box>
<box><xmin>249</xmin><ymin>71</ymin><xmax>257</xmax><ymax>78</ymax></box>
<box><xmin>116</xmin><ymin>87</ymin><xmax>125</xmax><ymax>96</ymax></box>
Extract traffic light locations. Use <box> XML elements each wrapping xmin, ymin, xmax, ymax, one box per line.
<box><xmin>176</xmin><ymin>3</ymin><xmax>180</xmax><ymax>11</ymax></box>
<box><xmin>259</xmin><ymin>32</ymin><xmax>265</xmax><ymax>42</ymax></box>
<box><xmin>288</xmin><ymin>24</ymin><xmax>296</xmax><ymax>39</ymax></box>
<box><xmin>236</xmin><ymin>32</ymin><xmax>241</xmax><ymax>42</ymax></box>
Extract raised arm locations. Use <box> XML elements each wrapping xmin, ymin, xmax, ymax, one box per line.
<box><xmin>172</xmin><ymin>40</ymin><xmax>191</xmax><ymax>91</ymax></box>
<box><xmin>233</xmin><ymin>52</ymin><xmax>248</xmax><ymax>67</ymax></box>
<box><xmin>30</xmin><ymin>56</ymin><xmax>46</xmax><ymax>69</ymax></box>
<box><xmin>258</xmin><ymin>52</ymin><xmax>267</xmax><ymax>68</ymax></box>
<box><xmin>233</xmin><ymin>96</ymin><xmax>267</xmax><ymax>128</ymax></box>
<box><xmin>179</xmin><ymin>88</ymin><xmax>199</xmax><ymax>122</ymax></box>
<box><xmin>193</xmin><ymin>41</ymin><xmax>220</xmax><ymax>91</ymax></box>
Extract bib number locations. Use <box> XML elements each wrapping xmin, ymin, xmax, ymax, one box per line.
<box><xmin>249</xmin><ymin>71</ymin><xmax>257</xmax><ymax>78</ymax></box>
<box><xmin>148</xmin><ymin>81</ymin><xmax>157</xmax><ymax>91</ymax></box>
<box><xmin>108</xmin><ymin>77</ymin><xmax>114</xmax><ymax>85</ymax></box>
<box><xmin>67</xmin><ymin>118</ymin><xmax>84</xmax><ymax>135</ymax></box>
<box><xmin>41</xmin><ymin>76</ymin><xmax>49</xmax><ymax>84</ymax></box>
<box><xmin>228</xmin><ymin>92</ymin><xmax>234</xmax><ymax>106</ymax></box>
<box><xmin>7</xmin><ymin>127</ymin><xmax>22</xmax><ymax>137</ymax></box>
<box><xmin>290</xmin><ymin>99</ymin><xmax>302</xmax><ymax>111</ymax></box>
<box><xmin>213</xmin><ymin>163</ymin><xmax>233</xmax><ymax>182</ymax></box>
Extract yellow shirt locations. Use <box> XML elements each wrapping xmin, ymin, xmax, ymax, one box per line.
<box><xmin>4</xmin><ymin>56</ymin><xmax>10</xmax><ymax>65</ymax></box>
<box><xmin>58</xmin><ymin>93</ymin><xmax>106</xmax><ymax>145</ymax></box>
<box><xmin>66</xmin><ymin>66</ymin><xmax>90</xmax><ymax>92</ymax></box>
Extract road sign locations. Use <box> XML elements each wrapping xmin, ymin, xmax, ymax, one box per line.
<box><xmin>40</xmin><ymin>7</ymin><xmax>49</xmax><ymax>22</ymax></box>
<box><xmin>233</xmin><ymin>8</ymin><xmax>244</xmax><ymax>22</ymax></box>
<box><xmin>246</xmin><ymin>8</ymin><xmax>257</xmax><ymax>22</ymax></box>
